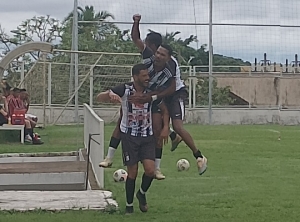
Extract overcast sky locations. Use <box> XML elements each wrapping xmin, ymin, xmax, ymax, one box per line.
<box><xmin>0</xmin><ymin>0</ymin><xmax>299</xmax><ymax>63</ymax></box>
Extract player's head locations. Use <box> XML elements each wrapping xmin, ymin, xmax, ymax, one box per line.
<box><xmin>145</xmin><ymin>32</ymin><xmax>162</xmax><ymax>52</ymax></box>
<box><xmin>154</xmin><ymin>44</ymin><xmax>173</xmax><ymax>67</ymax></box>
<box><xmin>132</xmin><ymin>63</ymin><xmax>149</xmax><ymax>88</ymax></box>
<box><xmin>20</xmin><ymin>88</ymin><xmax>28</xmax><ymax>100</ymax></box>
<box><xmin>12</xmin><ymin>87</ymin><xmax>20</xmax><ymax>97</ymax></box>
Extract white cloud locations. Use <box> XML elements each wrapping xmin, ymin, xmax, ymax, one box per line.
<box><xmin>0</xmin><ymin>0</ymin><xmax>299</xmax><ymax>63</ymax></box>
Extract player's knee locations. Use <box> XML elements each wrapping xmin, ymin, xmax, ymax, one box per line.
<box><xmin>127</xmin><ymin>165</ymin><xmax>138</xmax><ymax>179</ymax></box>
<box><xmin>144</xmin><ymin>168</ymin><xmax>155</xmax><ymax>178</ymax></box>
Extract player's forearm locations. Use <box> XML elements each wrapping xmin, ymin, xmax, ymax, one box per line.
<box><xmin>96</xmin><ymin>91</ymin><xmax>110</xmax><ymax>102</ymax></box>
<box><xmin>150</xmin><ymin>84</ymin><xmax>176</xmax><ymax>101</ymax></box>
<box><xmin>131</xmin><ymin>21</ymin><xmax>141</xmax><ymax>43</ymax></box>
<box><xmin>160</xmin><ymin>105</ymin><xmax>170</xmax><ymax>128</ymax></box>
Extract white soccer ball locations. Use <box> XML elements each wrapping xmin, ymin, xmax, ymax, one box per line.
<box><xmin>113</xmin><ymin>169</ymin><xmax>128</xmax><ymax>182</ymax></box>
<box><xmin>177</xmin><ymin>159</ymin><xmax>190</xmax><ymax>171</ymax></box>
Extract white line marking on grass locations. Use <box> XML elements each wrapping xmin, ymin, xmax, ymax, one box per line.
<box><xmin>267</xmin><ymin>129</ymin><xmax>281</xmax><ymax>140</ymax></box>
<box><xmin>267</xmin><ymin>129</ymin><xmax>281</xmax><ymax>134</ymax></box>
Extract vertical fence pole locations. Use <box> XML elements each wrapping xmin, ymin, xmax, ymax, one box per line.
<box><xmin>208</xmin><ymin>0</ymin><xmax>213</xmax><ymax>124</ymax></box>
<box><xmin>90</xmin><ymin>67</ymin><xmax>94</xmax><ymax>108</ymax></box>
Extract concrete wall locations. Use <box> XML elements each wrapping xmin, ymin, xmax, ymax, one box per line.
<box><xmin>215</xmin><ymin>73</ymin><xmax>300</xmax><ymax>107</ymax></box>
<box><xmin>29</xmin><ymin>106</ymin><xmax>300</xmax><ymax>126</ymax></box>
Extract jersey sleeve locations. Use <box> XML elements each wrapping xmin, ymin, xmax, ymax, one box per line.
<box><xmin>166</xmin><ymin>59</ymin><xmax>177</xmax><ymax>78</ymax></box>
<box><xmin>141</xmin><ymin>46</ymin><xmax>155</xmax><ymax>67</ymax></box>
<box><xmin>110</xmin><ymin>84</ymin><xmax>126</xmax><ymax>98</ymax></box>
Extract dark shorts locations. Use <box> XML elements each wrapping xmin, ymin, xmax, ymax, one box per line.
<box><xmin>0</xmin><ymin>119</ymin><xmax>8</xmax><ymax>126</ymax></box>
<box><xmin>151</xmin><ymin>102</ymin><xmax>161</xmax><ymax>113</ymax></box>
<box><xmin>120</xmin><ymin>133</ymin><xmax>156</xmax><ymax>166</ymax></box>
<box><xmin>165</xmin><ymin>87</ymin><xmax>188</xmax><ymax>120</ymax></box>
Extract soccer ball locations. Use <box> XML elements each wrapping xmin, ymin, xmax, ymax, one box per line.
<box><xmin>177</xmin><ymin>159</ymin><xmax>190</xmax><ymax>171</ymax></box>
<box><xmin>113</xmin><ymin>169</ymin><xmax>128</xmax><ymax>182</ymax></box>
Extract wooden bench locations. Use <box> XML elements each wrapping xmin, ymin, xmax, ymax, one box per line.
<box><xmin>0</xmin><ymin>124</ymin><xmax>24</xmax><ymax>144</ymax></box>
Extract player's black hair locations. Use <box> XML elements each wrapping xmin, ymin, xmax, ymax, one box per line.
<box><xmin>20</xmin><ymin>88</ymin><xmax>27</xmax><ymax>92</ymax></box>
<box><xmin>13</xmin><ymin>88</ymin><xmax>20</xmax><ymax>92</ymax></box>
<box><xmin>132</xmin><ymin>63</ymin><xmax>147</xmax><ymax>76</ymax></box>
<box><xmin>146</xmin><ymin>32</ymin><xmax>162</xmax><ymax>49</ymax></box>
<box><xmin>160</xmin><ymin>44</ymin><xmax>173</xmax><ymax>56</ymax></box>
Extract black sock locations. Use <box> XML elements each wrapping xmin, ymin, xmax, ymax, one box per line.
<box><xmin>125</xmin><ymin>177</ymin><xmax>136</xmax><ymax>206</ymax></box>
<box><xmin>28</xmin><ymin>128</ymin><xmax>34</xmax><ymax>139</ymax></box>
<box><xmin>155</xmin><ymin>148</ymin><xmax>162</xmax><ymax>159</ymax></box>
<box><xmin>140</xmin><ymin>173</ymin><xmax>154</xmax><ymax>194</ymax></box>
<box><xmin>109</xmin><ymin>136</ymin><xmax>121</xmax><ymax>149</ymax></box>
<box><xmin>169</xmin><ymin>131</ymin><xmax>177</xmax><ymax>141</ymax></box>
<box><xmin>193</xmin><ymin>150</ymin><xmax>203</xmax><ymax>159</ymax></box>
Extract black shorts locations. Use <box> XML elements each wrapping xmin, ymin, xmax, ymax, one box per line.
<box><xmin>151</xmin><ymin>102</ymin><xmax>161</xmax><ymax>113</ymax></box>
<box><xmin>165</xmin><ymin>87</ymin><xmax>188</xmax><ymax>120</ymax></box>
<box><xmin>0</xmin><ymin>119</ymin><xmax>8</xmax><ymax>126</ymax></box>
<box><xmin>120</xmin><ymin>133</ymin><xmax>156</xmax><ymax>166</ymax></box>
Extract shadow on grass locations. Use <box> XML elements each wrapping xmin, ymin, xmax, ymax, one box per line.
<box><xmin>0</xmin><ymin>131</ymin><xmax>20</xmax><ymax>144</ymax></box>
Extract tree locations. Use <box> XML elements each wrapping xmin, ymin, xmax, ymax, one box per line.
<box><xmin>0</xmin><ymin>16</ymin><xmax>63</xmax><ymax>103</ymax></box>
<box><xmin>195</xmin><ymin>77</ymin><xmax>235</xmax><ymax>106</ymax></box>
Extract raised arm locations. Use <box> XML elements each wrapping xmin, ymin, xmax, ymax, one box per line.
<box><xmin>131</xmin><ymin>14</ymin><xmax>145</xmax><ymax>52</ymax></box>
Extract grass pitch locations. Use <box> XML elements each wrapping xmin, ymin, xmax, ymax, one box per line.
<box><xmin>0</xmin><ymin>124</ymin><xmax>298</xmax><ymax>222</ymax></box>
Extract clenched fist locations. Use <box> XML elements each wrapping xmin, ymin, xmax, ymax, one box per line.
<box><xmin>133</xmin><ymin>14</ymin><xmax>141</xmax><ymax>22</ymax></box>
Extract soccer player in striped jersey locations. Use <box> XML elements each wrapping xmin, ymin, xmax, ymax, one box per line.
<box><xmin>129</xmin><ymin>14</ymin><xmax>207</xmax><ymax>177</ymax></box>
<box><xmin>97</xmin><ymin>64</ymin><xmax>170</xmax><ymax>214</ymax></box>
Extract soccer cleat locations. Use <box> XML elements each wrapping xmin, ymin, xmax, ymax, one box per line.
<box><xmin>170</xmin><ymin>135</ymin><xmax>183</xmax><ymax>152</ymax></box>
<box><xmin>125</xmin><ymin>206</ymin><xmax>134</xmax><ymax>215</ymax></box>
<box><xmin>155</xmin><ymin>169</ymin><xmax>166</xmax><ymax>180</ymax></box>
<box><xmin>136</xmin><ymin>191</ymin><xmax>148</xmax><ymax>212</ymax></box>
<box><xmin>99</xmin><ymin>157</ymin><xmax>113</xmax><ymax>168</ymax></box>
<box><xmin>197</xmin><ymin>156</ymin><xmax>208</xmax><ymax>175</ymax></box>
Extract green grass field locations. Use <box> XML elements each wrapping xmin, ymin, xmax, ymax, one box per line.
<box><xmin>0</xmin><ymin>124</ymin><xmax>298</xmax><ymax>222</ymax></box>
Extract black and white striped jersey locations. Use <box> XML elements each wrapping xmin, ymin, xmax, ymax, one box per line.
<box><xmin>111</xmin><ymin>82</ymin><xmax>162</xmax><ymax>137</ymax></box>
<box><xmin>142</xmin><ymin>46</ymin><xmax>176</xmax><ymax>91</ymax></box>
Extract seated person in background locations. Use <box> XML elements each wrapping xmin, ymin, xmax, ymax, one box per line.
<box><xmin>0</xmin><ymin>90</ymin><xmax>36</xmax><ymax>143</ymax></box>
<box><xmin>19</xmin><ymin>89</ymin><xmax>38</xmax><ymax>127</ymax></box>
<box><xmin>5</xmin><ymin>88</ymin><xmax>43</xmax><ymax>144</ymax></box>
<box><xmin>7</xmin><ymin>88</ymin><xmax>21</xmax><ymax>116</ymax></box>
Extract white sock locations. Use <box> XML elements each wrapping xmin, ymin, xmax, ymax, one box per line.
<box><xmin>107</xmin><ymin>147</ymin><xmax>116</xmax><ymax>159</ymax></box>
<box><xmin>155</xmin><ymin>158</ymin><xmax>161</xmax><ymax>170</ymax></box>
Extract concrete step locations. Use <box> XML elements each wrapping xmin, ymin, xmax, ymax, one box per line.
<box><xmin>0</xmin><ymin>161</ymin><xmax>86</xmax><ymax>174</ymax></box>
<box><xmin>0</xmin><ymin>161</ymin><xmax>87</xmax><ymax>191</ymax></box>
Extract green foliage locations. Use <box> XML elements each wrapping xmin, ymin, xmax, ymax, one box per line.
<box><xmin>0</xmin><ymin>5</ymin><xmax>252</xmax><ymax>105</ymax></box>
<box><xmin>196</xmin><ymin>77</ymin><xmax>235</xmax><ymax>106</ymax></box>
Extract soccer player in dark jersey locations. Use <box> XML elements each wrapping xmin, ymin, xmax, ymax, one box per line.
<box><xmin>129</xmin><ymin>14</ymin><xmax>207</xmax><ymax>176</ymax></box>
<box><xmin>97</xmin><ymin>63</ymin><xmax>170</xmax><ymax>214</ymax></box>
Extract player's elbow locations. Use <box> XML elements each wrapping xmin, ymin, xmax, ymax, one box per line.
<box><xmin>96</xmin><ymin>93</ymin><xmax>106</xmax><ymax>102</ymax></box>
